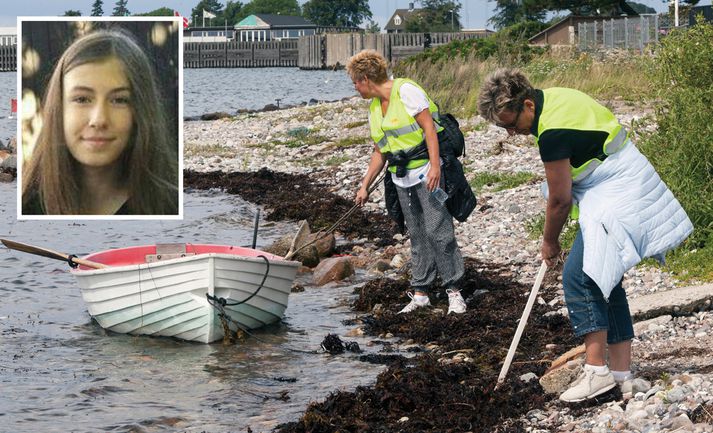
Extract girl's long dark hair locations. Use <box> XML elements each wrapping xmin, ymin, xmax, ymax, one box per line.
<box><xmin>22</xmin><ymin>28</ymin><xmax>178</xmax><ymax>215</ymax></box>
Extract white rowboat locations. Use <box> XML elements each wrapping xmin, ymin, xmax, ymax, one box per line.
<box><xmin>72</xmin><ymin>243</ymin><xmax>300</xmax><ymax>343</ymax></box>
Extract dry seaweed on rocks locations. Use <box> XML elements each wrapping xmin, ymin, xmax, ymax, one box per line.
<box><xmin>184</xmin><ymin>169</ymin><xmax>396</xmax><ymax>245</ymax></box>
<box><xmin>275</xmin><ymin>259</ymin><xmax>579</xmax><ymax>433</ymax></box>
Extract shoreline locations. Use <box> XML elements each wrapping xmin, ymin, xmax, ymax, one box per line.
<box><xmin>184</xmin><ymin>99</ymin><xmax>713</xmax><ymax>432</ymax></box>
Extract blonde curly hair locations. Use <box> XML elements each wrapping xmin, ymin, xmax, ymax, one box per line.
<box><xmin>478</xmin><ymin>68</ymin><xmax>535</xmax><ymax>123</ymax></box>
<box><xmin>346</xmin><ymin>49</ymin><xmax>388</xmax><ymax>84</ymax></box>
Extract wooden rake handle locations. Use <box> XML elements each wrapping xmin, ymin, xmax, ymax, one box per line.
<box><xmin>495</xmin><ymin>261</ymin><xmax>548</xmax><ymax>389</ymax></box>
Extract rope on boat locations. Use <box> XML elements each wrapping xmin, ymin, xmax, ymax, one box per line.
<box><xmin>206</xmin><ymin>296</ymin><xmax>319</xmax><ymax>353</ymax></box>
<box><xmin>66</xmin><ymin>254</ymin><xmax>80</xmax><ymax>268</ymax></box>
<box><xmin>204</xmin><ymin>255</ymin><xmax>319</xmax><ymax>352</ymax></box>
<box><xmin>206</xmin><ymin>255</ymin><xmax>270</xmax><ymax>307</ymax></box>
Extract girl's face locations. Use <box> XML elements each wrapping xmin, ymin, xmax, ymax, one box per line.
<box><xmin>63</xmin><ymin>57</ymin><xmax>133</xmax><ymax>169</ymax></box>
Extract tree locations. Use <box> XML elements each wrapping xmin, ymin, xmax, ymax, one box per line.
<box><xmin>405</xmin><ymin>0</ymin><xmax>462</xmax><ymax>33</ymax></box>
<box><xmin>627</xmin><ymin>1</ymin><xmax>655</xmax><ymax>14</ymax></box>
<box><xmin>191</xmin><ymin>0</ymin><xmax>224</xmax><ymax>26</ymax></box>
<box><xmin>91</xmin><ymin>0</ymin><xmax>104</xmax><ymax>16</ymax></box>
<box><xmin>112</xmin><ymin>0</ymin><xmax>130</xmax><ymax>16</ymax></box>
<box><xmin>64</xmin><ymin>10</ymin><xmax>82</xmax><ymax>16</ymax></box>
<box><xmin>224</xmin><ymin>1</ymin><xmax>244</xmax><ymax>26</ymax></box>
<box><xmin>239</xmin><ymin>0</ymin><xmax>301</xmax><ymax>19</ymax></box>
<box><xmin>488</xmin><ymin>0</ymin><xmax>547</xmax><ymax>30</ymax></box>
<box><xmin>136</xmin><ymin>7</ymin><xmax>175</xmax><ymax>16</ymax></box>
<box><xmin>365</xmin><ymin>19</ymin><xmax>380</xmax><ymax>33</ymax></box>
<box><xmin>302</xmin><ymin>0</ymin><xmax>372</xmax><ymax>27</ymax></box>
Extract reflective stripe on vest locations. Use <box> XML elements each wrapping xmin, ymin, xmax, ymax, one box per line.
<box><xmin>369</xmin><ymin>78</ymin><xmax>443</xmax><ymax>172</ymax></box>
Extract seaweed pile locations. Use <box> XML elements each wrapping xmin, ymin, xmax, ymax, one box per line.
<box><xmin>185</xmin><ymin>169</ymin><xmax>582</xmax><ymax>431</ymax></box>
<box><xmin>184</xmin><ymin>169</ymin><xmax>396</xmax><ymax>245</ymax></box>
<box><xmin>276</xmin><ymin>259</ymin><xmax>578</xmax><ymax>432</ymax></box>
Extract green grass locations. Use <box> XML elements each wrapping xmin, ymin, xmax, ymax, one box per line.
<box><xmin>344</xmin><ymin>120</ymin><xmax>368</xmax><ymax>129</ymax></box>
<box><xmin>324</xmin><ymin>155</ymin><xmax>350</xmax><ymax>166</ymax></box>
<box><xmin>525</xmin><ymin>213</ymin><xmax>579</xmax><ymax>250</ymax></box>
<box><xmin>469</xmin><ymin>171</ymin><xmax>537</xmax><ymax>193</ymax></box>
<box><xmin>184</xmin><ymin>142</ymin><xmax>234</xmax><ymax>158</ymax></box>
<box><xmin>642</xmin><ymin>238</ymin><xmax>713</xmax><ymax>283</ymax></box>
<box><xmin>332</xmin><ymin>136</ymin><xmax>369</xmax><ymax>147</ymax></box>
<box><xmin>265</xmin><ymin>128</ymin><xmax>330</xmax><ymax>148</ymax></box>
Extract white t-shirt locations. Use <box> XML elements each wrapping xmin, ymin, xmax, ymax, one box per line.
<box><xmin>391</xmin><ymin>83</ymin><xmax>440</xmax><ymax>188</ymax></box>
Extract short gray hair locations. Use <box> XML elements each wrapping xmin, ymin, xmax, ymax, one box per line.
<box><xmin>478</xmin><ymin>68</ymin><xmax>535</xmax><ymax>123</ymax></box>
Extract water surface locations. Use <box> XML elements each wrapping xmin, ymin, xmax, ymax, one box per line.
<box><xmin>183</xmin><ymin>68</ymin><xmax>356</xmax><ymax>117</ymax></box>
<box><xmin>0</xmin><ymin>182</ymin><xmax>382</xmax><ymax>432</ymax></box>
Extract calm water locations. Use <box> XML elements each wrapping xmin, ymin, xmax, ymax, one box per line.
<box><xmin>183</xmin><ymin>68</ymin><xmax>356</xmax><ymax>117</ymax></box>
<box><xmin>0</xmin><ymin>67</ymin><xmax>380</xmax><ymax>432</ymax></box>
<box><xmin>0</xmin><ymin>72</ymin><xmax>15</xmax><ymax>143</ymax></box>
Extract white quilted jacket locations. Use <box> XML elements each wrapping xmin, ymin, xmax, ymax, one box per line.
<box><xmin>573</xmin><ymin>140</ymin><xmax>694</xmax><ymax>298</ymax></box>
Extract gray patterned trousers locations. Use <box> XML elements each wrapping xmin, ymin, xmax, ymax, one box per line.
<box><xmin>395</xmin><ymin>181</ymin><xmax>464</xmax><ymax>293</ymax></box>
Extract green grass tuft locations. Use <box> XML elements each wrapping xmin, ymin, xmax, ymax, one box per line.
<box><xmin>469</xmin><ymin>171</ymin><xmax>538</xmax><ymax>193</ymax></box>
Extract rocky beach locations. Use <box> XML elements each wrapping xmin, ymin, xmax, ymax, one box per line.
<box><xmin>184</xmin><ymin>98</ymin><xmax>713</xmax><ymax>432</ymax></box>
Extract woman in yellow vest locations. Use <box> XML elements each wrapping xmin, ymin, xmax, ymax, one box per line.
<box><xmin>346</xmin><ymin>50</ymin><xmax>467</xmax><ymax>315</ymax></box>
<box><xmin>478</xmin><ymin>69</ymin><xmax>692</xmax><ymax>403</ymax></box>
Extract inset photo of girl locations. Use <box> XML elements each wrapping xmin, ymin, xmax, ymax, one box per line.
<box><xmin>18</xmin><ymin>18</ymin><xmax>181</xmax><ymax>218</ymax></box>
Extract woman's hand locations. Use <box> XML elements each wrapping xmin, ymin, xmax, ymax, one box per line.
<box><xmin>426</xmin><ymin>164</ymin><xmax>441</xmax><ymax>192</ymax></box>
<box><xmin>355</xmin><ymin>187</ymin><xmax>369</xmax><ymax>206</ymax></box>
<box><xmin>541</xmin><ymin>239</ymin><xmax>562</xmax><ymax>267</ymax></box>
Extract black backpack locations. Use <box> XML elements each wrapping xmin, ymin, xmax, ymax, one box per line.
<box><xmin>437</xmin><ymin>112</ymin><xmax>466</xmax><ymax>158</ymax></box>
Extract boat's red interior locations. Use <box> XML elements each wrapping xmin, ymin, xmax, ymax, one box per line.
<box><xmin>81</xmin><ymin>244</ymin><xmax>283</xmax><ymax>268</ymax></box>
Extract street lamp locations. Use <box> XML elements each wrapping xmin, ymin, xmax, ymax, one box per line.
<box><xmin>450</xmin><ymin>9</ymin><xmax>454</xmax><ymax>31</ymax></box>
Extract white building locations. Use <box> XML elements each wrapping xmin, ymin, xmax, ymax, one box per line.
<box><xmin>0</xmin><ymin>27</ymin><xmax>17</xmax><ymax>46</ymax></box>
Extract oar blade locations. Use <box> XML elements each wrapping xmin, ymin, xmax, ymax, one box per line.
<box><xmin>0</xmin><ymin>238</ymin><xmax>107</xmax><ymax>269</ymax></box>
<box><xmin>1</xmin><ymin>238</ymin><xmax>68</xmax><ymax>261</ymax></box>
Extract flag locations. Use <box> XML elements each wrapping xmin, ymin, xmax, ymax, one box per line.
<box><xmin>203</xmin><ymin>9</ymin><xmax>216</xmax><ymax>19</ymax></box>
<box><xmin>10</xmin><ymin>99</ymin><xmax>16</xmax><ymax>114</ymax></box>
<box><xmin>174</xmin><ymin>10</ymin><xmax>189</xmax><ymax>28</ymax></box>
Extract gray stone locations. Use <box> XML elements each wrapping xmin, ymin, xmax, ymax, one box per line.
<box><xmin>519</xmin><ymin>372</ymin><xmax>538</xmax><ymax>383</ymax></box>
<box><xmin>0</xmin><ymin>154</ymin><xmax>16</xmax><ymax>169</ymax></box>
<box><xmin>629</xmin><ymin>284</ymin><xmax>713</xmax><ymax>321</ymax></box>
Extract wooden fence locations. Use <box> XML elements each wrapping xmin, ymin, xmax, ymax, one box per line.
<box><xmin>0</xmin><ymin>45</ymin><xmax>16</xmax><ymax>71</ymax></box>
<box><xmin>298</xmin><ymin>32</ymin><xmax>490</xmax><ymax>69</ymax></box>
<box><xmin>184</xmin><ymin>40</ymin><xmax>298</xmax><ymax>68</ymax></box>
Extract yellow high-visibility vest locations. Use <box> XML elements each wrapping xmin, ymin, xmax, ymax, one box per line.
<box><xmin>369</xmin><ymin>78</ymin><xmax>443</xmax><ymax>173</ymax></box>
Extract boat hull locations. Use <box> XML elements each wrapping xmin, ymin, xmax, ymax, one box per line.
<box><xmin>72</xmin><ymin>245</ymin><xmax>300</xmax><ymax>343</ymax></box>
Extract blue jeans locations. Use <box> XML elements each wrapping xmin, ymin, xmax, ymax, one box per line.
<box><xmin>562</xmin><ymin>230</ymin><xmax>634</xmax><ymax>344</ymax></box>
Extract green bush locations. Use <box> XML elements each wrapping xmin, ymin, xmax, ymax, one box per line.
<box><xmin>639</xmin><ymin>21</ymin><xmax>713</xmax><ymax>244</ymax></box>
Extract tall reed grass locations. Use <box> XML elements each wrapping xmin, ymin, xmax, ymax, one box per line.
<box><xmin>394</xmin><ymin>44</ymin><xmax>654</xmax><ymax>117</ymax></box>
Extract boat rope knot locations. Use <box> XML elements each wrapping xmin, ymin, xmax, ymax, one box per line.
<box><xmin>205</xmin><ymin>255</ymin><xmax>270</xmax><ymax>307</ymax></box>
<box><xmin>67</xmin><ymin>254</ymin><xmax>80</xmax><ymax>269</ymax></box>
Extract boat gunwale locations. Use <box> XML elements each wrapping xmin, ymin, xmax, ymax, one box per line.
<box><xmin>71</xmin><ymin>250</ymin><xmax>300</xmax><ymax>275</ymax></box>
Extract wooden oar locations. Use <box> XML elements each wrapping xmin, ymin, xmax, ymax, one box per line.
<box><xmin>495</xmin><ymin>260</ymin><xmax>548</xmax><ymax>390</ymax></box>
<box><xmin>1</xmin><ymin>238</ymin><xmax>107</xmax><ymax>269</ymax></box>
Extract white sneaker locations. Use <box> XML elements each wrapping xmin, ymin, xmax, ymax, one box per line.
<box><xmin>446</xmin><ymin>289</ymin><xmax>467</xmax><ymax>314</ymax></box>
<box><xmin>559</xmin><ymin>365</ymin><xmax>616</xmax><ymax>403</ymax></box>
<box><xmin>398</xmin><ymin>292</ymin><xmax>431</xmax><ymax>314</ymax></box>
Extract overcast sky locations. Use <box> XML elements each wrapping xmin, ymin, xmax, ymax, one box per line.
<box><xmin>0</xmin><ymin>0</ymin><xmax>709</xmax><ymax>30</ymax></box>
